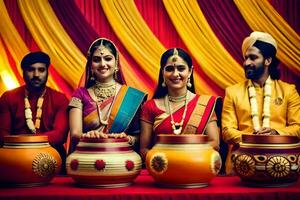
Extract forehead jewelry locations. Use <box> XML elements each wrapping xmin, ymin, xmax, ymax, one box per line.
<box><xmin>99</xmin><ymin>40</ymin><xmax>105</xmax><ymax>55</ymax></box>
<box><xmin>171</xmin><ymin>48</ymin><xmax>179</xmax><ymax>62</ymax></box>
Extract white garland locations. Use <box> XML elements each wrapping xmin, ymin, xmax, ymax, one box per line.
<box><xmin>24</xmin><ymin>89</ymin><xmax>46</xmax><ymax>133</ymax></box>
<box><xmin>248</xmin><ymin>76</ymin><xmax>272</xmax><ymax>131</ymax></box>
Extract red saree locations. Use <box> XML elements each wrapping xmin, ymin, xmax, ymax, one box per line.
<box><xmin>141</xmin><ymin>95</ymin><xmax>220</xmax><ymax>135</ymax></box>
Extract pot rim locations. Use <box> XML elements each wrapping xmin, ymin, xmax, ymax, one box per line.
<box><xmin>4</xmin><ymin>135</ymin><xmax>48</xmax><ymax>143</ymax></box>
<box><xmin>242</xmin><ymin>134</ymin><xmax>299</xmax><ymax>144</ymax></box>
<box><xmin>157</xmin><ymin>134</ymin><xmax>208</xmax><ymax>144</ymax></box>
<box><xmin>80</xmin><ymin>137</ymin><xmax>128</xmax><ymax>143</ymax></box>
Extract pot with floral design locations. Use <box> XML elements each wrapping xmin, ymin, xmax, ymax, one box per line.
<box><xmin>66</xmin><ymin>137</ymin><xmax>142</xmax><ymax>188</ymax></box>
<box><xmin>146</xmin><ymin>134</ymin><xmax>221</xmax><ymax>188</ymax></box>
<box><xmin>231</xmin><ymin>134</ymin><xmax>300</xmax><ymax>187</ymax></box>
<box><xmin>0</xmin><ymin>135</ymin><xmax>61</xmax><ymax>187</ymax></box>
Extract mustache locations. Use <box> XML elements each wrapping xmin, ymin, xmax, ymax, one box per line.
<box><xmin>30</xmin><ymin>77</ymin><xmax>41</xmax><ymax>81</ymax></box>
<box><xmin>244</xmin><ymin>64</ymin><xmax>255</xmax><ymax>70</ymax></box>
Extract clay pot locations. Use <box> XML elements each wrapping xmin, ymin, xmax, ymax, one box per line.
<box><xmin>146</xmin><ymin>134</ymin><xmax>222</xmax><ymax>188</ymax></box>
<box><xmin>232</xmin><ymin>134</ymin><xmax>300</xmax><ymax>187</ymax></box>
<box><xmin>0</xmin><ymin>135</ymin><xmax>62</xmax><ymax>187</ymax></box>
<box><xmin>66</xmin><ymin>137</ymin><xmax>142</xmax><ymax>188</ymax></box>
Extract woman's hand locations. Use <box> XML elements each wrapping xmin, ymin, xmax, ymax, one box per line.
<box><xmin>82</xmin><ymin>130</ymin><xmax>108</xmax><ymax>139</ymax></box>
<box><xmin>110</xmin><ymin>132</ymin><xmax>136</xmax><ymax>145</ymax></box>
<box><xmin>109</xmin><ymin>132</ymin><xmax>127</xmax><ymax>138</ymax></box>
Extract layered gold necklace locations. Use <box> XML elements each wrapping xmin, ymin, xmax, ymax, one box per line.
<box><xmin>92</xmin><ymin>81</ymin><xmax>116</xmax><ymax>103</ymax></box>
<box><xmin>164</xmin><ymin>91</ymin><xmax>190</xmax><ymax>135</ymax></box>
<box><xmin>24</xmin><ymin>89</ymin><xmax>46</xmax><ymax>134</ymax></box>
<box><xmin>248</xmin><ymin>76</ymin><xmax>272</xmax><ymax>131</ymax></box>
<box><xmin>92</xmin><ymin>81</ymin><xmax>116</xmax><ymax>125</ymax></box>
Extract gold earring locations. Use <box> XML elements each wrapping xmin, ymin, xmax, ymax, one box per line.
<box><xmin>162</xmin><ymin>79</ymin><xmax>166</xmax><ymax>87</ymax></box>
<box><xmin>187</xmin><ymin>78</ymin><xmax>192</xmax><ymax>88</ymax></box>
<box><xmin>90</xmin><ymin>71</ymin><xmax>95</xmax><ymax>81</ymax></box>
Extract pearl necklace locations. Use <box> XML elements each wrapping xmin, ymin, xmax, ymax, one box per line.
<box><xmin>164</xmin><ymin>91</ymin><xmax>190</xmax><ymax>135</ymax></box>
<box><xmin>248</xmin><ymin>76</ymin><xmax>272</xmax><ymax>131</ymax></box>
<box><xmin>24</xmin><ymin>89</ymin><xmax>46</xmax><ymax>134</ymax></box>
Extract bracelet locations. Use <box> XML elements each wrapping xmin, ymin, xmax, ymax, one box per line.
<box><xmin>127</xmin><ymin>135</ymin><xmax>136</xmax><ymax>146</ymax></box>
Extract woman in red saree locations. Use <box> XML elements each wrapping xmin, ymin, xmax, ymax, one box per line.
<box><xmin>140</xmin><ymin>48</ymin><xmax>221</xmax><ymax>159</ymax></box>
<box><xmin>69</xmin><ymin>38</ymin><xmax>146</xmax><ymax>153</ymax></box>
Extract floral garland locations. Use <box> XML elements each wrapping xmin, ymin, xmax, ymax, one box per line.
<box><xmin>24</xmin><ymin>89</ymin><xmax>46</xmax><ymax>133</ymax></box>
<box><xmin>248</xmin><ymin>76</ymin><xmax>272</xmax><ymax>131</ymax></box>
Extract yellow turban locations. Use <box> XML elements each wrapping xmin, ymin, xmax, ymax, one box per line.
<box><xmin>242</xmin><ymin>31</ymin><xmax>277</xmax><ymax>58</ymax></box>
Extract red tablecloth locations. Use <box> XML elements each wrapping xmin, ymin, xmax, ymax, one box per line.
<box><xmin>0</xmin><ymin>170</ymin><xmax>299</xmax><ymax>200</ymax></box>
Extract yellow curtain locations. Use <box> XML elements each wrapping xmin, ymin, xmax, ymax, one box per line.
<box><xmin>234</xmin><ymin>0</ymin><xmax>300</xmax><ymax>75</ymax></box>
<box><xmin>100</xmin><ymin>0</ymin><xmax>217</xmax><ymax>95</ymax></box>
<box><xmin>119</xmin><ymin>53</ymin><xmax>154</xmax><ymax>96</ymax></box>
<box><xmin>163</xmin><ymin>0</ymin><xmax>245</xmax><ymax>89</ymax></box>
<box><xmin>100</xmin><ymin>0</ymin><xmax>163</xmax><ymax>80</ymax></box>
<box><xmin>0</xmin><ymin>37</ymin><xmax>19</xmax><ymax>94</ymax></box>
<box><xmin>0</xmin><ymin>0</ymin><xmax>58</xmax><ymax>90</ymax></box>
<box><xmin>18</xmin><ymin>0</ymin><xmax>86</xmax><ymax>88</ymax></box>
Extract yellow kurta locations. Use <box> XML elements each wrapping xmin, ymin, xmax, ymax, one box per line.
<box><xmin>222</xmin><ymin>79</ymin><xmax>300</xmax><ymax>145</ymax></box>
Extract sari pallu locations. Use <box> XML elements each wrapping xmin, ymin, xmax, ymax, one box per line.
<box><xmin>153</xmin><ymin>95</ymin><xmax>221</xmax><ymax>135</ymax></box>
<box><xmin>82</xmin><ymin>85</ymin><xmax>147</xmax><ymax>133</ymax></box>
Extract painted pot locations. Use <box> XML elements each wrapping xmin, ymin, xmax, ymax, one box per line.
<box><xmin>146</xmin><ymin>134</ymin><xmax>222</xmax><ymax>188</ymax></box>
<box><xmin>232</xmin><ymin>134</ymin><xmax>300</xmax><ymax>187</ymax></box>
<box><xmin>0</xmin><ymin>135</ymin><xmax>61</xmax><ymax>187</ymax></box>
<box><xmin>66</xmin><ymin>137</ymin><xmax>142</xmax><ymax>188</ymax></box>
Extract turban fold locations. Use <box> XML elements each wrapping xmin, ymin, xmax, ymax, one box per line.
<box><xmin>242</xmin><ymin>31</ymin><xmax>277</xmax><ymax>58</ymax></box>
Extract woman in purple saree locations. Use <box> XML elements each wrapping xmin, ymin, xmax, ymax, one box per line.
<box><xmin>68</xmin><ymin>38</ymin><xmax>146</xmax><ymax>152</ymax></box>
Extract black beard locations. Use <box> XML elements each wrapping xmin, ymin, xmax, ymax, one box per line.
<box><xmin>244</xmin><ymin>63</ymin><xmax>265</xmax><ymax>80</ymax></box>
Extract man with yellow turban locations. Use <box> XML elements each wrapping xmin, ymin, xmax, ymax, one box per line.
<box><xmin>222</xmin><ymin>31</ymin><xmax>300</xmax><ymax>174</ymax></box>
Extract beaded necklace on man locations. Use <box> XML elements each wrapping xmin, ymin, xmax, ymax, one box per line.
<box><xmin>92</xmin><ymin>80</ymin><xmax>116</xmax><ymax>125</ymax></box>
<box><xmin>248</xmin><ymin>76</ymin><xmax>272</xmax><ymax>131</ymax></box>
<box><xmin>24</xmin><ymin>89</ymin><xmax>46</xmax><ymax>134</ymax></box>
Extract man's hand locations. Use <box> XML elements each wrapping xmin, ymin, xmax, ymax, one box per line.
<box><xmin>254</xmin><ymin>127</ymin><xmax>279</xmax><ymax>135</ymax></box>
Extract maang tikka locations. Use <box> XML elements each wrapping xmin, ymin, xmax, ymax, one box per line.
<box><xmin>171</xmin><ymin>48</ymin><xmax>179</xmax><ymax>62</ymax></box>
<box><xmin>98</xmin><ymin>39</ymin><xmax>105</xmax><ymax>55</ymax></box>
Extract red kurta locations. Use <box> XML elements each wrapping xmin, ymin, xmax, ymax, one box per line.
<box><xmin>0</xmin><ymin>86</ymin><xmax>69</xmax><ymax>165</ymax></box>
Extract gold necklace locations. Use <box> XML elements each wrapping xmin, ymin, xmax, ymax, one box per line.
<box><xmin>93</xmin><ymin>80</ymin><xmax>116</xmax><ymax>103</ymax></box>
<box><xmin>94</xmin><ymin>82</ymin><xmax>117</xmax><ymax>126</ymax></box>
<box><xmin>24</xmin><ymin>89</ymin><xmax>46</xmax><ymax>134</ymax></box>
<box><xmin>168</xmin><ymin>94</ymin><xmax>186</xmax><ymax>102</ymax></box>
<box><xmin>164</xmin><ymin>91</ymin><xmax>190</xmax><ymax>135</ymax></box>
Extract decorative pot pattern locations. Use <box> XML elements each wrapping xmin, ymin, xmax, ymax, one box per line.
<box><xmin>232</xmin><ymin>135</ymin><xmax>300</xmax><ymax>187</ymax></box>
<box><xmin>0</xmin><ymin>135</ymin><xmax>61</xmax><ymax>187</ymax></box>
<box><xmin>146</xmin><ymin>134</ymin><xmax>221</xmax><ymax>188</ymax></box>
<box><xmin>66</xmin><ymin>137</ymin><xmax>142</xmax><ymax>188</ymax></box>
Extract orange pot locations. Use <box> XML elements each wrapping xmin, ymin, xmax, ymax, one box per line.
<box><xmin>0</xmin><ymin>135</ymin><xmax>62</xmax><ymax>187</ymax></box>
<box><xmin>232</xmin><ymin>134</ymin><xmax>300</xmax><ymax>187</ymax></box>
<box><xmin>146</xmin><ymin>134</ymin><xmax>221</xmax><ymax>188</ymax></box>
<box><xmin>66</xmin><ymin>137</ymin><xmax>142</xmax><ymax>188</ymax></box>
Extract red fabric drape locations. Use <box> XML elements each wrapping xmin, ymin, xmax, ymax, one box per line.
<box><xmin>270</xmin><ymin>0</ymin><xmax>300</xmax><ymax>92</ymax></box>
<box><xmin>74</xmin><ymin>0</ymin><xmax>156</xmax><ymax>89</ymax></box>
<box><xmin>3</xmin><ymin>0</ymin><xmax>79</xmax><ymax>97</ymax></box>
<box><xmin>135</xmin><ymin>0</ymin><xmax>224</xmax><ymax>96</ymax></box>
<box><xmin>0</xmin><ymin>171</ymin><xmax>299</xmax><ymax>200</ymax></box>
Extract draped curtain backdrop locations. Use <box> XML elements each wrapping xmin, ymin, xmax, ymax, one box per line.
<box><xmin>0</xmin><ymin>0</ymin><xmax>299</xmax><ymax>98</ymax></box>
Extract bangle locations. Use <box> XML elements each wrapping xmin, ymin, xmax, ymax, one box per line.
<box><xmin>127</xmin><ymin>135</ymin><xmax>135</xmax><ymax>146</ymax></box>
